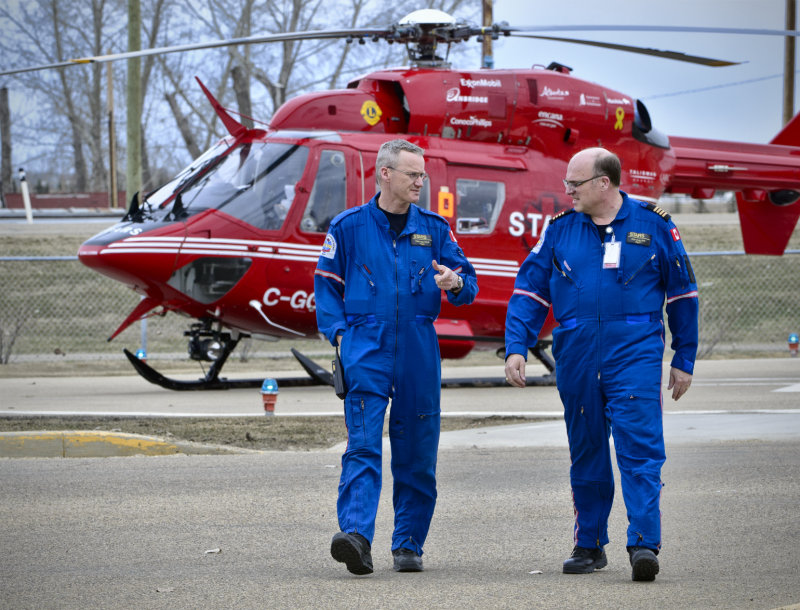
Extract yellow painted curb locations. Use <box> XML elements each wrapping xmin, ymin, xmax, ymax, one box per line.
<box><xmin>0</xmin><ymin>430</ymin><xmax>248</xmax><ymax>458</ymax></box>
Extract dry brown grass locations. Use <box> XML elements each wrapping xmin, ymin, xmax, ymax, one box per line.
<box><xmin>0</xmin><ymin>414</ymin><xmax>542</xmax><ymax>451</ymax></box>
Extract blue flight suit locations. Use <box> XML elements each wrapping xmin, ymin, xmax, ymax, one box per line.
<box><xmin>505</xmin><ymin>192</ymin><xmax>698</xmax><ymax>552</ymax></box>
<box><xmin>315</xmin><ymin>192</ymin><xmax>478</xmax><ymax>555</ymax></box>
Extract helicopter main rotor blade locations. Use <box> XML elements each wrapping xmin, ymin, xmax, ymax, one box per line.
<box><xmin>0</xmin><ymin>27</ymin><xmax>391</xmax><ymax>77</ymax></box>
<box><xmin>509</xmin><ymin>25</ymin><xmax>800</xmax><ymax>37</ymax></box>
<box><xmin>509</xmin><ymin>34</ymin><xmax>740</xmax><ymax>67</ymax></box>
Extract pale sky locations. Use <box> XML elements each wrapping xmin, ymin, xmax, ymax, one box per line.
<box><xmin>490</xmin><ymin>0</ymin><xmax>794</xmax><ymax>144</ymax></box>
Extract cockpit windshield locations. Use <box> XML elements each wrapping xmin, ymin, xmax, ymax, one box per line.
<box><xmin>141</xmin><ymin>141</ymin><xmax>310</xmax><ymax>230</ymax></box>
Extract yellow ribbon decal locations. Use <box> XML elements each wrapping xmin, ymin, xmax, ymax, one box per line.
<box><xmin>614</xmin><ymin>107</ymin><xmax>624</xmax><ymax>130</ymax></box>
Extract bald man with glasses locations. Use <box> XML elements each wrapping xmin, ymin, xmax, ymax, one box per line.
<box><xmin>504</xmin><ymin>147</ymin><xmax>698</xmax><ymax>582</ymax></box>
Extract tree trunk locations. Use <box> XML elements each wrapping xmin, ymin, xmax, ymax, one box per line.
<box><xmin>231</xmin><ymin>65</ymin><xmax>253</xmax><ymax>129</ymax></box>
<box><xmin>0</xmin><ymin>87</ymin><xmax>12</xmax><ymax>197</ymax></box>
<box><xmin>165</xmin><ymin>92</ymin><xmax>202</xmax><ymax>159</ymax></box>
<box><xmin>51</xmin><ymin>0</ymin><xmax>88</xmax><ymax>191</ymax></box>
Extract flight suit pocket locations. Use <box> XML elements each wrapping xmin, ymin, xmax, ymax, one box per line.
<box><xmin>345</xmin><ymin>259</ymin><xmax>377</xmax><ymax>314</ymax></box>
<box><xmin>610</xmin><ymin>390</ymin><xmax>664</xmax><ymax>466</ymax></box>
<box><xmin>550</xmin><ymin>253</ymin><xmax>580</xmax><ymax>319</ymax></box>
<box><xmin>414</xmin><ymin>410</ymin><xmax>441</xmax><ymax>469</ymax></box>
<box><xmin>561</xmin><ymin>391</ymin><xmax>608</xmax><ymax>468</ymax></box>
<box><xmin>345</xmin><ymin>395</ymin><xmax>368</xmax><ymax>449</ymax></box>
<box><xmin>563</xmin><ymin>403</ymin><xmax>599</xmax><ymax>451</ymax></box>
<box><xmin>410</xmin><ymin>261</ymin><xmax>432</xmax><ymax>295</ymax></box>
<box><xmin>411</xmin><ymin>262</ymin><xmax>440</xmax><ymax>316</ymax></box>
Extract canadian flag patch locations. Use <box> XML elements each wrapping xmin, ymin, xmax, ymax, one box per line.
<box><xmin>670</xmin><ymin>227</ymin><xmax>681</xmax><ymax>242</ymax></box>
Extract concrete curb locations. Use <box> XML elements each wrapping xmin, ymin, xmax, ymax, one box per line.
<box><xmin>0</xmin><ymin>430</ymin><xmax>259</xmax><ymax>458</ymax></box>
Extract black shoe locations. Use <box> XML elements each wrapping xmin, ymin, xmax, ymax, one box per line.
<box><xmin>628</xmin><ymin>546</ymin><xmax>659</xmax><ymax>582</ymax></box>
<box><xmin>562</xmin><ymin>546</ymin><xmax>608</xmax><ymax>574</ymax></box>
<box><xmin>392</xmin><ymin>548</ymin><xmax>423</xmax><ymax>572</ymax></box>
<box><xmin>331</xmin><ymin>532</ymin><xmax>373</xmax><ymax>575</ymax></box>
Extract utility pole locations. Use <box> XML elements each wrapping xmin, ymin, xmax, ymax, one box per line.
<box><xmin>127</xmin><ymin>0</ymin><xmax>142</xmax><ymax>204</ymax></box>
<box><xmin>107</xmin><ymin>59</ymin><xmax>118</xmax><ymax>209</ymax></box>
<box><xmin>482</xmin><ymin>0</ymin><xmax>493</xmax><ymax>69</ymax></box>
<box><xmin>784</xmin><ymin>0</ymin><xmax>796</xmax><ymax>125</ymax></box>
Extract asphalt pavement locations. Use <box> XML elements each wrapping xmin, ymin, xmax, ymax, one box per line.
<box><xmin>1</xmin><ymin>357</ymin><xmax>799</xmax><ymax>608</ymax></box>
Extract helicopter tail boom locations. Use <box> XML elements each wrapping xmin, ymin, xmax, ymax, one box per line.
<box><xmin>666</xmin><ymin>133</ymin><xmax>800</xmax><ymax>254</ymax></box>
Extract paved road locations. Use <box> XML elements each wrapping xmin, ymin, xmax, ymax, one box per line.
<box><xmin>2</xmin><ymin>357</ymin><xmax>799</xmax><ymax>608</ymax></box>
<box><xmin>2</xmin><ymin>443</ymin><xmax>798</xmax><ymax>609</ymax></box>
<box><xmin>2</xmin><ymin>358</ymin><xmax>798</xmax><ymax>418</ymax></box>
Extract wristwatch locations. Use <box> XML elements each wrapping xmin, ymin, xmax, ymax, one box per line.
<box><xmin>451</xmin><ymin>274</ymin><xmax>464</xmax><ymax>294</ymax></box>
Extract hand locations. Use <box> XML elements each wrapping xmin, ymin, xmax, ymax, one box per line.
<box><xmin>505</xmin><ymin>353</ymin><xmax>527</xmax><ymax>388</ymax></box>
<box><xmin>432</xmin><ymin>259</ymin><xmax>461</xmax><ymax>292</ymax></box>
<box><xmin>668</xmin><ymin>367</ymin><xmax>692</xmax><ymax>401</ymax></box>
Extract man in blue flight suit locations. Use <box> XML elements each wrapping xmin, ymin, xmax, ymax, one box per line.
<box><xmin>314</xmin><ymin>139</ymin><xmax>478</xmax><ymax>575</ymax></box>
<box><xmin>504</xmin><ymin>147</ymin><xmax>698</xmax><ymax>582</ymax></box>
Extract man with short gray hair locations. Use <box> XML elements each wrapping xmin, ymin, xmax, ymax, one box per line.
<box><xmin>315</xmin><ymin>138</ymin><xmax>478</xmax><ymax>575</ymax></box>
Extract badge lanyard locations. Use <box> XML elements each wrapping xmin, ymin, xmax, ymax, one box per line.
<box><xmin>602</xmin><ymin>227</ymin><xmax>621</xmax><ymax>269</ymax></box>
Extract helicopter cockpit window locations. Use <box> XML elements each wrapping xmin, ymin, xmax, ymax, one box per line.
<box><xmin>455</xmin><ymin>179</ymin><xmax>505</xmax><ymax>234</ymax></box>
<box><xmin>301</xmin><ymin>150</ymin><xmax>347</xmax><ymax>233</ymax></box>
<box><xmin>153</xmin><ymin>142</ymin><xmax>309</xmax><ymax>230</ymax></box>
<box><xmin>142</xmin><ymin>139</ymin><xmax>232</xmax><ymax>216</ymax></box>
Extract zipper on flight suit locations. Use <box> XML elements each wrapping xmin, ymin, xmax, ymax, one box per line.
<box><xmin>356</xmin><ymin>262</ymin><xmax>376</xmax><ymax>292</ymax></box>
<box><xmin>552</xmin><ymin>255</ymin><xmax>575</xmax><ymax>283</ymax></box>
<box><xmin>596</xmin><ymin>232</ymin><xmax>608</xmax><ymax>382</ymax></box>
<box><xmin>393</xmin><ymin>238</ymin><xmax>399</xmax><ymax>365</ymax></box>
<box><xmin>624</xmin><ymin>253</ymin><xmax>656</xmax><ymax>286</ymax></box>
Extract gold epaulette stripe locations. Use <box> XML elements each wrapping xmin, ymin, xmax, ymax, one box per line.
<box><xmin>645</xmin><ymin>203</ymin><xmax>671</xmax><ymax>221</ymax></box>
<box><xmin>551</xmin><ymin>209</ymin><xmax>575</xmax><ymax>223</ymax></box>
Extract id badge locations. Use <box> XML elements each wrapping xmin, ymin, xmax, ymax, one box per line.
<box><xmin>603</xmin><ymin>240</ymin><xmax>621</xmax><ymax>269</ymax></box>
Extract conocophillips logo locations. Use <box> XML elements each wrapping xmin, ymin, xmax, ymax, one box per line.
<box><xmin>450</xmin><ymin>116</ymin><xmax>492</xmax><ymax>127</ymax></box>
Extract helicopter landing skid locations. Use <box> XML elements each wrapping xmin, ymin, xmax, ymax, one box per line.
<box><xmin>123</xmin><ymin>344</ymin><xmax>557</xmax><ymax>392</ymax></box>
<box><xmin>122</xmin><ymin>348</ymin><xmax>323</xmax><ymax>391</ymax></box>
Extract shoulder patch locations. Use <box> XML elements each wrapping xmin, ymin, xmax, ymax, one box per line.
<box><xmin>321</xmin><ymin>233</ymin><xmax>337</xmax><ymax>259</ymax></box>
<box><xmin>643</xmin><ymin>202</ymin><xmax>671</xmax><ymax>222</ymax></box>
<box><xmin>550</xmin><ymin>208</ymin><xmax>575</xmax><ymax>223</ymax></box>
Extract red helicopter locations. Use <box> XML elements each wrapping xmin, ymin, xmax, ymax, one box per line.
<box><xmin>5</xmin><ymin>9</ymin><xmax>800</xmax><ymax>389</ymax></box>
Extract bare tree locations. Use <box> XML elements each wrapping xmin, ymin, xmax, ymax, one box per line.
<box><xmin>0</xmin><ymin>0</ymin><xmax>124</xmax><ymax>191</ymax></box>
<box><xmin>0</xmin><ymin>0</ymin><xmax>481</xmax><ymax>192</ymax></box>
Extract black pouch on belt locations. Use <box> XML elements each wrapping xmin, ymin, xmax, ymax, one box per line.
<box><xmin>332</xmin><ymin>345</ymin><xmax>347</xmax><ymax>399</ymax></box>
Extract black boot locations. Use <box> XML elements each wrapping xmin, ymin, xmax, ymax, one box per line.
<box><xmin>628</xmin><ymin>546</ymin><xmax>659</xmax><ymax>582</ymax></box>
<box><xmin>392</xmin><ymin>548</ymin><xmax>423</xmax><ymax>572</ymax></box>
<box><xmin>331</xmin><ymin>532</ymin><xmax>373</xmax><ymax>575</ymax></box>
<box><xmin>562</xmin><ymin>546</ymin><xmax>607</xmax><ymax>574</ymax></box>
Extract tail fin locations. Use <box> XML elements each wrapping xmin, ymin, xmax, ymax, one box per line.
<box><xmin>737</xmin><ymin>112</ymin><xmax>800</xmax><ymax>254</ymax></box>
<box><xmin>736</xmin><ymin>193</ymin><xmax>800</xmax><ymax>255</ymax></box>
<box><xmin>770</xmin><ymin>112</ymin><xmax>800</xmax><ymax>146</ymax></box>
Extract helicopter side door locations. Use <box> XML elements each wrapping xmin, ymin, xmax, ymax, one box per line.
<box><xmin>299</xmin><ymin>146</ymin><xmax>358</xmax><ymax>235</ymax></box>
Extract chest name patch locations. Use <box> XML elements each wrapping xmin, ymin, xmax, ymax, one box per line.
<box><xmin>410</xmin><ymin>233</ymin><xmax>432</xmax><ymax>247</ymax></box>
<box><xmin>626</xmin><ymin>232</ymin><xmax>652</xmax><ymax>246</ymax></box>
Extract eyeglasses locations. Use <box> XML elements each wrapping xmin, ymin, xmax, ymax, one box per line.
<box><xmin>387</xmin><ymin>166</ymin><xmax>429</xmax><ymax>182</ymax></box>
<box><xmin>562</xmin><ymin>174</ymin><xmax>606</xmax><ymax>189</ymax></box>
